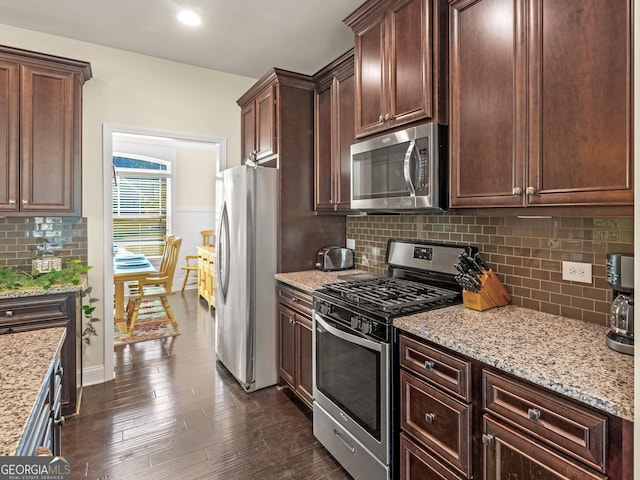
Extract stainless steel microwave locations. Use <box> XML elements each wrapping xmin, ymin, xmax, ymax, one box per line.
<box><xmin>350</xmin><ymin>123</ymin><xmax>447</xmax><ymax>211</ymax></box>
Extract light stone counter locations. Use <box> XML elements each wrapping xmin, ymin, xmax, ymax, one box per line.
<box><xmin>0</xmin><ymin>284</ymin><xmax>82</xmax><ymax>299</ymax></box>
<box><xmin>394</xmin><ymin>304</ymin><xmax>634</xmax><ymax>421</ymax></box>
<box><xmin>0</xmin><ymin>328</ymin><xmax>66</xmax><ymax>456</ymax></box>
<box><xmin>274</xmin><ymin>269</ymin><xmax>371</xmax><ymax>293</ymax></box>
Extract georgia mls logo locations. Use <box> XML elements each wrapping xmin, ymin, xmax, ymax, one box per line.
<box><xmin>0</xmin><ymin>456</ymin><xmax>72</xmax><ymax>480</ymax></box>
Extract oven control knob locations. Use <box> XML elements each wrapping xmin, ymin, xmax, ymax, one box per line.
<box><xmin>317</xmin><ymin>303</ymin><xmax>332</xmax><ymax>315</ymax></box>
<box><xmin>360</xmin><ymin>320</ymin><xmax>372</xmax><ymax>335</ymax></box>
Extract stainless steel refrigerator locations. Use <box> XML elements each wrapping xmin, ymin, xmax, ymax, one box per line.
<box><xmin>215</xmin><ymin>164</ymin><xmax>278</xmax><ymax>392</ymax></box>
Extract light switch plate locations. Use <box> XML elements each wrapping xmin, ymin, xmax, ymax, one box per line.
<box><xmin>562</xmin><ymin>261</ymin><xmax>592</xmax><ymax>283</ymax></box>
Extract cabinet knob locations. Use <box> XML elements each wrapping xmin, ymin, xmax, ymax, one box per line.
<box><xmin>512</xmin><ymin>187</ymin><xmax>523</xmax><ymax>196</ymax></box>
<box><xmin>527</xmin><ymin>408</ymin><xmax>542</xmax><ymax>421</ymax></box>
<box><xmin>378</xmin><ymin>115</ymin><xmax>384</xmax><ymax>123</ymax></box>
<box><xmin>55</xmin><ymin>416</ymin><xmax>66</xmax><ymax>427</ymax></box>
<box><xmin>424</xmin><ymin>413</ymin><xmax>436</xmax><ymax>424</ymax></box>
<box><xmin>291</xmin><ymin>297</ymin><xmax>298</xmax><ymax>303</ymax></box>
<box><xmin>424</xmin><ymin>360</ymin><xmax>435</xmax><ymax>371</ymax></box>
<box><xmin>526</xmin><ymin>186</ymin><xmax>538</xmax><ymax>195</ymax></box>
<box><xmin>8</xmin><ymin>199</ymin><xmax>15</xmax><ymax>205</ymax></box>
<box><xmin>289</xmin><ymin>317</ymin><xmax>295</xmax><ymax>324</ymax></box>
<box><xmin>21</xmin><ymin>199</ymin><xmax>28</xmax><ymax>205</ymax></box>
<box><xmin>481</xmin><ymin>434</ymin><xmax>494</xmax><ymax>446</ymax></box>
<box><xmin>384</xmin><ymin>113</ymin><xmax>393</xmax><ymax>121</ymax></box>
<box><xmin>4</xmin><ymin>311</ymin><xmax>13</xmax><ymax>317</ymax></box>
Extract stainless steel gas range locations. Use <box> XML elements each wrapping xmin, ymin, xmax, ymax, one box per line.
<box><xmin>312</xmin><ymin>239</ymin><xmax>477</xmax><ymax>480</ymax></box>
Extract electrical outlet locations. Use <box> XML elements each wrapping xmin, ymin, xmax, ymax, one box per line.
<box><xmin>346</xmin><ymin>238</ymin><xmax>356</xmax><ymax>249</ymax></box>
<box><xmin>562</xmin><ymin>261</ymin><xmax>592</xmax><ymax>283</ymax></box>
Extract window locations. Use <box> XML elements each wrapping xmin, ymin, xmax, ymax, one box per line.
<box><xmin>112</xmin><ymin>155</ymin><xmax>172</xmax><ymax>256</ymax></box>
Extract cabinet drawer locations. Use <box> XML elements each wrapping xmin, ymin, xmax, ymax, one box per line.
<box><xmin>0</xmin><ymin>295</ymin><xmax>71</xmax><ymax>328</ymax></box>
<box><xmin>401</xmin><ymin>370</ymin><xmax>471</xmax><ymax>477</ymax></box>
<box><xmin>399</xmin><ymin>334</ymin><xmax>472</xmax><ymax>402</ymax></box>
<box><xmin>483</xmin><ymin>370</ymin><xmax>607</xmax><ymax>473</ymax></box>
<box><xmin>483</xmin><ymin>416</ymin><xmax>607</xmax><ymax>480</ymax></box>
<box><xmin>400</xmin><ymin>433</ymin><xmax>465</xmax><ymax>480</ymax></box>
<box><xmin>277</xmin><ymin>284</ymin><xmax>312</xmax><ymax>317</ymax></box>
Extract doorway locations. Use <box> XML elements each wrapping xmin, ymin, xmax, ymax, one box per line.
<box><xmin>102</xmin><ymin>124</ymin><xmax>226</xmax><ymax>381</ymax></box>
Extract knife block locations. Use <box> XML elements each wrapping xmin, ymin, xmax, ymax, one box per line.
<box><xmin>462</xmin><ymin>269</ymin><xmax>511</xmax><ymax>311</ymax></box>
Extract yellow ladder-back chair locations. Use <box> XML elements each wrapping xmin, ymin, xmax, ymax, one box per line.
<box><xmin>126</xmin><ymin>236</ymin><xmax>182</xmax><ymax>336</ymax></box>
<box><xmin>180</xmin><ymin>229</ymin><xmax>214</xmax><ymax>293</ymax></box>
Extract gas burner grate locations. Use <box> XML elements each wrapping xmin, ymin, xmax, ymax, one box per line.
<box><xmin>323</xmin><ymin>277</ymin><xmax>459</xmax><ymax>313</ymax></box>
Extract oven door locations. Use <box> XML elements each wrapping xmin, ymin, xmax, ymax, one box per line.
<box><xmin>312</xmin><ymin>312</ymin><xmax>390</xmax><ymax>465</ymax></box>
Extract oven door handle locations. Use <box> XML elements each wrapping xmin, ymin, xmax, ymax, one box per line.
<box><xmin>314</xmin><ymin>313</ymin><xmax>382</xmax><ymax>352</ymax></box>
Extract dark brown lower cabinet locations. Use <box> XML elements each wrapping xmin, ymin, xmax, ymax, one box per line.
<box><xmin>398</xmin><ymin>332</ymin><xmax>632</xmax><ymax>480</ymax></box>
<box><xmin>482</xmin><ymin>416</ymin><xmax>606</xmax><ymax>480</ymax></box>
<box><xmin>0</xmin><ymin>291</ymin><xmax>81</xmax><ymax>416</ymax></box>
<box><xmin>277</xmin><ymin>283</ymin><xmax>313</xmax><ymax>407</ymax></box>
<box><xmin>400</xmin><ymin>433</ymin><xmax>465</xmax><ymax>480</ymax></box>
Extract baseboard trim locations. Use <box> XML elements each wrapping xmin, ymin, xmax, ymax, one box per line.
<box><xmin>83</xmin><ymin>365</ymin><xmax>106</xmax><ymax>386</ymax></box>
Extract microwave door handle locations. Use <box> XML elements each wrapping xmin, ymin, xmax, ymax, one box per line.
<box><xmin>403</xmin><ymin>140</ymin><xmax>417</xmax><ymax>197</ymax></box>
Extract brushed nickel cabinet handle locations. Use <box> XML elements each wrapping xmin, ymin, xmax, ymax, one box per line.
<box><xmin>424</xmin><ymin>360</ymin><xmax>435</xmax><ymax>371</ymax></box>
<box><xmin>424</xmin><ymin>413</ymin><xmax>435</xmax><ymax>424</ymax></box>
<box><xmin>5</xmin><ymin>311</ymin><xmax>13</xmax><ymax>317</ymax></box>
<box><xmin>482</xmin><ymin>434</ymin><xmax>494</xmax><ymax>446</ymax></box>
<box><xmin>528</xmin><ymin>408</ymin><xmax>542</xmax><ymax>421</ymax></box>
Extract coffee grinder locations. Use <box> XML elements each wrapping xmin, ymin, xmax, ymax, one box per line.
<box><xmin>605</xmin><ymin>253</ymin><xmax>634</xmax><ymax>355</ymax></box>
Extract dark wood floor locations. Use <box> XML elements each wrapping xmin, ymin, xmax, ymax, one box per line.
<box><xmin>63</xmin><ymin>290</ymin><xmax>351</xmax><ymax>480</ymax></box>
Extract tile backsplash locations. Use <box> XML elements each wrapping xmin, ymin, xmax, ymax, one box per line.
<box><xmin>346</xmin><ymin>215</ymin><xmax>633</xmax><ymax>326</ymax></box>
<box><xmin>0</xmin><ymin>217</ymin><xmax>88</xmax><ymax>272</ymax></box>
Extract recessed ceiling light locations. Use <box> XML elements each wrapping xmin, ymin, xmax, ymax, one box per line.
<box><xmin>177</xmin><ymin>10</ymin><xmax>202</xmax><ymax>26</ymax></box>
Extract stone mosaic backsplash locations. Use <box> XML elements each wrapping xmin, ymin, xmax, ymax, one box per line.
<box><xmin>346</xmin><ymin>215</ymin><xmax>633</xmax><ymax>326</ymax></box>
<box><xmin>0</xmin><ymin>217</ymin><xmax>88</xmax><ymax>273</ymax></box>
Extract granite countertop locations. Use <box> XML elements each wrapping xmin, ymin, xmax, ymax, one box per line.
<box><xmin>274</xmin><ymin>269</ymin><xmax>371</xmax><ymax>293</ymax></box>
<box><xmin>0</xmin><ymin>328</ymin><xmax>66</xmax><ymax>455</ymax></box>
<box><xmin>0</xmin><ymin>284</ymin><xmax>83</xmax><ymax>299</ymax></box>
<box><xmin>395</xmin><ymin>304</ymin><xmax>634</xmax><ymax>422</ymax></box>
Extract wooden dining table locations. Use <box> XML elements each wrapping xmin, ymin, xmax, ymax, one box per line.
<box><xmin>113</xmin><ymin>254</ymin><xmax>156</xmax><ymax>334</ymax></box>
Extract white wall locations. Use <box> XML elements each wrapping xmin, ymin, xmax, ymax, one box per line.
<box><xmin>0</xmin><ymin>25</ymin><xmax>255</xmax><ymax>378</ymax></box>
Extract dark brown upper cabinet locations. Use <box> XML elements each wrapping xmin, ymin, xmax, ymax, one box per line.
<box><xmin>239</xmin><ymin>83</ymin><xmax>277</xmax><ymax>164</ymax></box>
<box><xmin>345</xmin><ymin>0</ymin><xmax>448</xmax><ymax>139</ymax></box>
<box><xmin>0</xmin><ymin>46</ymin><xmax>91</xmax><ymax>216</ymax></box>
<box><xmin>449</xmin><ymin>0</ymin><xmax>633</xmax><ymax>210</ymax></box>
<box><xmin>313</xmin><ymin>50</ymin><xmax>356</xmax><ymax>213</ymax></box>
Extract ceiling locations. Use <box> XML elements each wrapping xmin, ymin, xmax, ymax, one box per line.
<box><xmin>0</xmin><ymin>0</ymin><xmax>362</xmax><ymax>79</ymax></box>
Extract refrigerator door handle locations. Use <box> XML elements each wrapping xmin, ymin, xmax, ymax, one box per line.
<box><xmin>217</xmin><ymin>200</ymin><xmax>231</xmax><ymax>304</ymax></box>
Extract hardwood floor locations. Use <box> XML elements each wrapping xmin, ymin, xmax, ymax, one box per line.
<box><xmin>64</xmin><ymin>290</ymin><xmax>351</xmax><ymax>480</ymax></box>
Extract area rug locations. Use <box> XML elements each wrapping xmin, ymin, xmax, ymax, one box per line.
<box><xmin>114</xmin><ymin>300</ymin><xmax>180</xmax><ymax>346</ymax></box>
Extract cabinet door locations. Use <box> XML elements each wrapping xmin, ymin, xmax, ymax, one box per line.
<box><xmin>255</xmin><ymin>85</ymin><xmax>277</xmax><ymax>160</ymax></box>
<box><xmin>278</xmin><ymin>305</ymin><xmax>296</xmax><ymax>387</ymax></box>
<box><xmin>527</xmin><ymin>0</ymin><xmax>632</xmax><ymax>206</ymax></box>
<box><xmin>20</xmin><ymin>65</ymin><xmax>79</xmax><ymax>214</ymax></box>
<box><xmin>354</xmin><ymin>10</ymin><xmax>387</xmax><ymax>137</ymax></box>
<box><xmin>483</xmin><ymin>416</ymin><xmax>606</xmax><ymax>480</ymax></box>
<box><xmin>449</xmin><ymin>0</ymin><xmax>527</xmax><ymax>208</ymax></box>
<box><xmin>387</xmin><ymin>0</ymin><xmax>433</xmax><ymax>127</ymax></box>
<box><xmin>314</xmin><ymin>85</ymin><xmax>334</xmax><ymax>211</ymax></box>
<box><xmin>240</xmin><ymin>102</ymin><xmax>256</xmax><ymax>164</ymax></box>
<box><xmin>0</xmin><ymin>59</ymin><xmax>19</xmax><ymax>212</ymax></box>
<box><xmin>334</xmin><ymin>74</ymin><xmax>355</xmax><ymax>211</ymax></box>
<box><xmin>315</xmin><ymin>72</ymin><xmax>355</xmax><ymax>212</ymax></box>
<box><xmin>295</xmin><ymin>315</ymin><xmax>313</xmax><ymax>408</ymax></box>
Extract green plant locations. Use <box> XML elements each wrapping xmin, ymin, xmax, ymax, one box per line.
<box><xmin>0</xmin><ymin>259</ymin><xmax>101</xmax><ymax>345</ymax></box>
<box><xmin>80</xmin><ymin>284</ymin><xmax>101</xmax><ymax>345</ymax></box>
